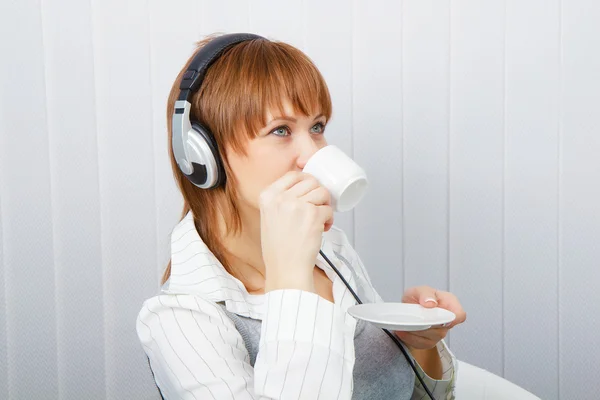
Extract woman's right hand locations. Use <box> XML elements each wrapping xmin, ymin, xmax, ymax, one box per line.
<box><xmin>259</xmin><ymin>171</ymin><xmax>334</xmax><ymax>293</ymax></box>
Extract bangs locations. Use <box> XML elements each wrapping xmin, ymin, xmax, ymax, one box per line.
<box><xmin>195</xmin><ymin>38</ymin><xmax>332</xmax><ymax>155</ymax></box>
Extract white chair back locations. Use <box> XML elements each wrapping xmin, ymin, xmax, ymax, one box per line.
<box><xmin>455</xmin><ymin>361</ymin><xmax>541</xmax><ymax>399</ymax></box>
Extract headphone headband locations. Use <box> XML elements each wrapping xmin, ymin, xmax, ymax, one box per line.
<box><xmin>172</xmin><ymin>33</ymin><xmax>266</xmax><ymax>189</ymax></box>
<box><xmin>178</xmin><ymin>33</ymin><xmax>264</xmax><ymax>101</ymax></box>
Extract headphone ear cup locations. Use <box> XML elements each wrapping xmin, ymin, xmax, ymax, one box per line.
<box><xmin>187</xmin><ymin>122</ymin><xmax>226</xmax><ymax>188</ymax></box>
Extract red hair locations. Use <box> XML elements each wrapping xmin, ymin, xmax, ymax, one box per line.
<box><xmin>162</xmin><ymin>34</ymin><xmax>332</xmax><ymax>284</ymax></box>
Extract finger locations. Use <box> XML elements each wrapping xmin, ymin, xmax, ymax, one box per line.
<box><xmin>301</xmin><ymin>186</ymin><xmax>331</xmax><ymax>206</ymax></box>
<box><xmin>260</xmin><ymin>172</ymin><xmax>305</xmax><ymax>208</ymax></box>
<box><xmin>260</xmin><ymin>172</ymin><xmax>314</xmax><ymax>208</ymax></box>
<box><xmin>400</xmin><ymin>327</ymin><xmax>448</xmax><ymax>342</ymax></box>
<box><xmin>434</xmin><ymin>290</ymin><xmax>467</xmax><ymax>328</ymax></box>
<box><xmin>287</xmin><ymin>175</ymin><xmax>321</xmax><ymax>198</ymax></box>
<box><xmin>402</xmin><ymin>286</ymin><xmax>439</xmax><ymax>308</ymax></box>
<box><xmin>324</xmin><ymin>217</ymin><xmax>334</xmax><ymax>232</ymax></box>
<box><xmin>395</xmin><ymin>329</ymin><xmax>446</xmax><ymax>348</ymax></box>
<box><xmin>315</xmin><ymin>205</ymin><xmax>334</xmax><ymax>228</ymax></box>
<box><xmin>269</xmin><ymin>171</ymin><xmax>307</xmax><ymax>194</ymax></box>
<box><xmin>394</xmin><ymin>331</ymin><xmax>438</xmax><ymax>350</ymax></box>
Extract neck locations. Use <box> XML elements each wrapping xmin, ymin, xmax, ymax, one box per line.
<box><xmin>220</xmin><ymin>201</ymin><xmax>267</xmax><ymax>293</ymax></box>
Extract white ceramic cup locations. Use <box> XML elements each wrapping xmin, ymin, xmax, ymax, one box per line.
<box><xmin>302</xmin><ymin>145</ymin><xmax>368</xmax><ymax>212</ymax></box>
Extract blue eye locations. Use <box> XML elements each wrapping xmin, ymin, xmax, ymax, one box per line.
<box><xmin>311</xmin><ymin>122</ymin><xmax>326</xmax><ymax>134</ymax></box>
<box><xmin>270</xmin><ymin>126</ymin><xmax>290</xmax><ymax>137</ymax></box>
<box><xmin>269</xmin><ymin>122</ymin><xmax>326</xmax><ymax>137</ymax></box>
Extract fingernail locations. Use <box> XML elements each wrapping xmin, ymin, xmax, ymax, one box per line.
<box><xmin>424</xmin><ymin>298</ymin><xmax>438</xmax><ymax>306</ymax></box>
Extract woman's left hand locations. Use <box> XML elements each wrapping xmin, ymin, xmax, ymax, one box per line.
<box><xmin>394</xmin><ymin>286</ymin><xmax>467</xmax><ymax>351</ymax></box>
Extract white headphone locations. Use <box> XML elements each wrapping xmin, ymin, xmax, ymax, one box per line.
<box><xmin>172</xmin><ymin>33</ymin><xmax>265</xmax><ymax>189</ymax></box>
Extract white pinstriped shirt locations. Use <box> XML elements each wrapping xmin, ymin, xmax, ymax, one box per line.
<box><xmin>136</xmin><ymin>211</ymin><xmax>457</xmax><ymax>399</ymax></box>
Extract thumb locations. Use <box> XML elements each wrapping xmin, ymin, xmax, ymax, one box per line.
<box><xmin>402</xmin><ymin>286</ymin><xmax>439</xmax><ymax>308</ymax></box>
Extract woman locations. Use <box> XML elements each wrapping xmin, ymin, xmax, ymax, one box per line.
<box><xmin>137</xmin><ymin>33</ymin><xmax>466</xmax><ymax>399</ymax></box>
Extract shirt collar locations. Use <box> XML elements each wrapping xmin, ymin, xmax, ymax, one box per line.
<box><xmin>161</xmin><ymin>211</ymin><xmax>356</xmax><ymax>320</ymax></box>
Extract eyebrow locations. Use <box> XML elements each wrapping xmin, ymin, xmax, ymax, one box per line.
<box><xmin>267</xmin><ymin>114</ymin><xmax>325</xmax><ymax>125</ymax></box>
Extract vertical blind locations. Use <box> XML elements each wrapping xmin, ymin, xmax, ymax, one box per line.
<box><xmin>1</xmin><ymin>1</ymin><xmax>598</xmax><ymax>399</ymax></box>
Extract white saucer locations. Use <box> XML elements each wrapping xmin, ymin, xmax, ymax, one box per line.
<box><xmin>347</xmin><ymin>302</ymin><xmax>456</xmax><ymax>331</ymax></box>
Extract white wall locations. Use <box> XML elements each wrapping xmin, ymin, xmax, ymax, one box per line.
<box><xmin>1</xmin><ymin>1</ymin><xmax>598</xmax><ymax>399</ymax></box>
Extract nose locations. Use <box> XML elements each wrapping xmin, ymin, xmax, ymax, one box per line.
<box><xmin>296</xmin><ymin>135</ymin><xmax>323</xmax><ymax>170</ymax></box>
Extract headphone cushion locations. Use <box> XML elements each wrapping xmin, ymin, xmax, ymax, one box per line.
<box><xmin>190</xmin><ymin>122</ymin><xmax>226</xmax><ymax>188</ymax></box>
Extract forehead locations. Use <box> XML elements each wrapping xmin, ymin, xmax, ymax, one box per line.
<box><xmin>264</xmin><ymin>98</ymin><xmax>321</xmax><ymax>121</ymax></box>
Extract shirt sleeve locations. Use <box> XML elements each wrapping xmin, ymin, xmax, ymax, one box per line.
<box><xmin>410</xmin><ymin>339</ymin><xmax>458</xmax><ymax>400</ymax></box>
<box><xmin>136</xmin><ymin>289</ymin><xmax>353</xmax><ymax>399</ymax></box>
<box><xmin>255</xmin><ymin>289</ymin><xmax>354</xmax><ymax>399</ymax></box>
